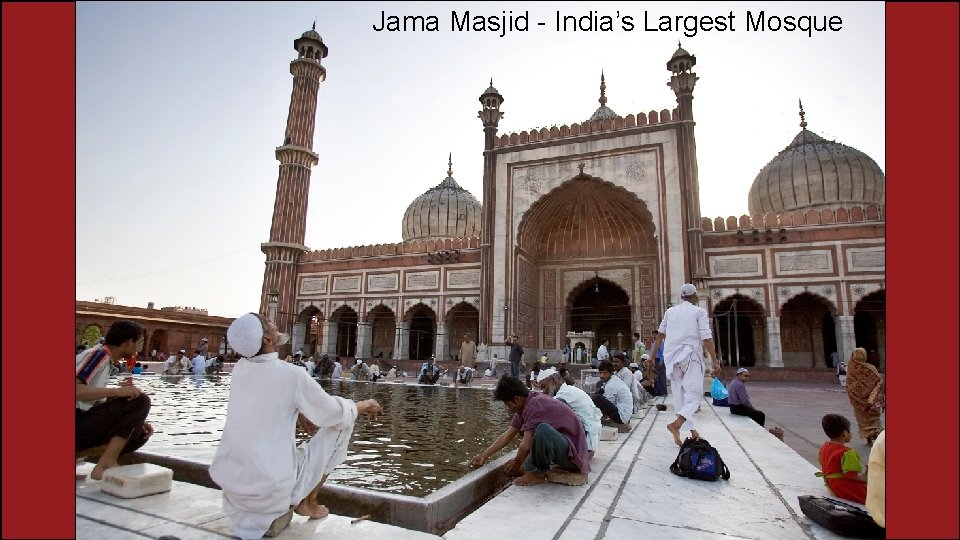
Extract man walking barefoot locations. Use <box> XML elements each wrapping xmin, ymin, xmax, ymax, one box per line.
<box><xmin>651</xmin><ymin>284</ymin><xmax>722</xmax><ymax>446</ymax></box>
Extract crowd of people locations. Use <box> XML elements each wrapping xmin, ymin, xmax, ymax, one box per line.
<box><xmin>76</xmin><ymin>284</ymin><xmax>886</xmax><ymax>536</ymax></box>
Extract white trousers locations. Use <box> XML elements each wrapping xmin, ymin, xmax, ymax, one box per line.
<box><xmin>290</xmin><ymin>424</ymin><xmax>352</xmax><ymax>506</ymax></box>
<box><xmin>668</xmin><ymin>348</ymin><xmax>705</xmax><ymax>432</ymax></box>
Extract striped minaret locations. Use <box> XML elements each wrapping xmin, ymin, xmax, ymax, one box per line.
<box><xmin>260</xmin><ymin>24</ymin><xmax>328</xmax><ymax>348</ymax></box>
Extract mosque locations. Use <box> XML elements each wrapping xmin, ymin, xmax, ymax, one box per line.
<box><xmin>257</xmin><ymin>26</ymin><xmax>886</xmax><ymax>373</ymax></box>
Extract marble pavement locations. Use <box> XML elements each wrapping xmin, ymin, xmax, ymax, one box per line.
<box><xmin>76</xmin><ymin>394</ymin><xmax>864</xmax><ymax>540</ymax></box>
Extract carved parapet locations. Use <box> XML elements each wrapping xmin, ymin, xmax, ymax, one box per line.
<box><xmin>703</xmin><ymin>203</ymin><xmax>885</xmax><ymax>237</ymax></box>
<box><xmin>493</xmin><ymin>104</ymin><xmax>678</xmax><ymax>148</ymax></box>
<box><xmin>300</xmin><ymin>236</ymin><xmax>480</xmax><ymax>262</ymax></box>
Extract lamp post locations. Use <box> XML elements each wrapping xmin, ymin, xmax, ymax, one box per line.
<box><xmin>267</xmin><ymin>290</ymin><xmax>279</xmax><ymax>324</ymax></box>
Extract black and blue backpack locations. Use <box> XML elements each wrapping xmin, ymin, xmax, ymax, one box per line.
<box><xmin>670</xmin><ymin>437</ymin><xmax>730</xmax><ymax>481</ymax></box>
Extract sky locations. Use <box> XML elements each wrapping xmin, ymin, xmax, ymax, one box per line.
<box><xmin>76</xmin><ymin>1</ymin><xmax>885</xmax><ymax>319</ymax></box>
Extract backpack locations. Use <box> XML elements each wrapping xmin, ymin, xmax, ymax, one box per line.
<box><xmin>670</xmin><ymin>437</ymin><xmax>730</xmax><ymax>481</ymax></box>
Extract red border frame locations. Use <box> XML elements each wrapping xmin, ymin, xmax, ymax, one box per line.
<box><xmin>1</xmin><ymin>2</ymin><xmax>958</xmax><ymax>539</ymax></box>
<box><xmin>2</xmin><ymin>2</ymin><xmax>76</xmax><ymax>539</ymax></box>
<box><xmin>886</xmin><ymin>2</ymin><xmax>959</xmax><ymax>538</ymax></box>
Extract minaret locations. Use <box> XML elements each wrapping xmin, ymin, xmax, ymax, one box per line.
<box><xmin>666</xmin><ymin>43</ymin><xmax>707</xmax><ymax>287</ymax></box>
<box><xmin>260</xmin><ymin>25</ymin><xmax>328</xmax><ymax>346</ymax></box>
<box><xmin>477</xmin><ymin>79</ymin><xmax>504</xmax><ymax>345</ymax></box>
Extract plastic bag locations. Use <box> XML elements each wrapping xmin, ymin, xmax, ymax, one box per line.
<box><xmin>710</xmin><ymin>377</ymin><xmax>729</xmax><ymax>400</ymax></box>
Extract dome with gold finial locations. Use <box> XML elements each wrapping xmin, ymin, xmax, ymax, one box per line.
<box><xmin>401</xmin><ymin>155</ymin><xmax>482</xmax><ymax>242</ymax></box>
<box><xmin>747</xmin><ymin>101</ymin><xmax>885</xmax><ymax>215</ymax></box>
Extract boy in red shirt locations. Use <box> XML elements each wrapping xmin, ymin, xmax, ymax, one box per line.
<box><xmin>817</xmin><ymin>413</ymin><xmax>868</xmax><ymax>503</ymax></box>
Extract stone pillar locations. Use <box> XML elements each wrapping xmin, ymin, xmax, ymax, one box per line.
<box><xmin>765</xmin><ymin>317</ymin><xmax>784</xmax><ymax>367</ymax></box>
<box><xmin>356</xmin><ymin>321</ymin><xmax>373</xmax><ymax>359</ymax></box>
<box><xmin>292</xmin><ymin>321</ymin><xmax>307</xmax><ymax>354</ymax></box>
<box><xmin>396</xmin><ymin>322</ymin><xmax>411</xmax><ymax>360</ymax></box>
<box><xmin>836</xmin><ymin>315</ymin><xmax>857</xmax><ymax>366</ymax></box>
<box><xmin>435</xmin><ymin>321</ymin><xmax>449</xmax><ymax>361</ymax></box>
<box><xmin>322</xmin><ymin>320</ymin><xmax>337</xmax><ymax>356</ymax></box>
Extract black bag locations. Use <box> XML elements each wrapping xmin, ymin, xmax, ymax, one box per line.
<box><xmin>669</xmin><ymin>437</ymin><xmax>730</xmax><ymax>481</ymax></box>
<box><xmin>798</xmin><ymin>495</ymin><xmax>884</xmax><ymax>538</ymax></box>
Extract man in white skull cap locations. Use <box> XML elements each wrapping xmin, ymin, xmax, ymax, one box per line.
<box><xmin>650</xmin><ymin>284</ymin><xmax>722</xmax><ymax>446</ymax></box>
<box><xmin>210</xmin><ymin>313</ymin><xmax>383</xmax><ymax>539</ymax></box>
<box><xmin>536</xmin><ymin>368</ymin><xmax>601</xmax><ymax>455</ymax></box>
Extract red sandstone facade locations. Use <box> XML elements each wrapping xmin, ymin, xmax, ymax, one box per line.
<box><xmin>76</xmin><ymin>301</ymin><xmax>233</xmax><ymax>357</ymax></box>
<box><xmin>257</xmin><ymin>30</ymin><xmax>885</xmax><ymax>374</ymax></box>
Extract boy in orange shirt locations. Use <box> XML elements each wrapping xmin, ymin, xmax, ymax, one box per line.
<box><xmin>817</xmin><ymin>414</ymin><xmax>868</xmax><ymax>504</ymax></box>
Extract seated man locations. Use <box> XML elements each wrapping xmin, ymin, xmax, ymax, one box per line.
<box><xmin>726</xmin><ymin>368</ymin><xmax>765</xmax><ymax>426</ymax></box>
<box><xmin>350</xmin><ymin>359</ymin><xmax>370</xmax><ymax>381</ymax></box>
<box><xmin>526</xmin><ymin>360</ymin><xmax>543</xmax><ymax>389</ymax></box>
<box><xmin>470</xmin><ymin>376</ymin><xmax>591</xmax><ymax>486</ymax></box>
<box><xmin>76</xmin><ymin>320</ymin><xmax>154</xmax><ymax>480</ymax></box>
<box><xmin>418</xmin><ymin>356</ymin><xmax>442</xmax><ymax>385</ymax></box>
<box><xmin>455</xmin><ymin>365</ymin><xmax>475</xmax><ymax>387</ymax></box>
<box><xmin>639</xmin><ymin>354</ymin><xmax>656</xmax><ymax>394</ymax></box>
<box><xmin>368</xmin><ymin>362</ymin><xmax>381</xmax><ymax>382</ymax></box>
<box><xmin>210</xmin><ymin>313</ymin><xmax>382</xmax><ymax>540</ymax></box>
<box><xmin>164</xmin><ymin>350</ymin><xmax>186</xmax><ymax>374</ymax></box>
<box><xmin>537</xmin><ymin>368</ymin><xmax>601</xmax><ymax>456</ymax></box>
<box><xmin>613</xmin><ymin>353</ymin><xmax>644</xmax><ymax>411</ymax></box>
<box><xmin>591</xmin><ymin>360</ymin><xmax>633</xmax><ymax>427</ymax></box>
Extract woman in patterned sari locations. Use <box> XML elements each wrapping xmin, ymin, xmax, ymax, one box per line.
<box><xmin>845</xmin><ymin>347</ymin><xmax>884</xmax><ymax>444</ymax></box>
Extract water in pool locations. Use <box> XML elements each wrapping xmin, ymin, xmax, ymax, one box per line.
<box><xmin>128</xmin><ymin>373</ymin><xmax>513</xmax><ymax>497</ymax></box>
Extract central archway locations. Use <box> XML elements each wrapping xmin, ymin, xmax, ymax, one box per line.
<box><xmin>567</xmin><ymin>277</ymin><xmax>631</xmax><ymax>352</ymax></box>
<box><xmin>518</xmin><ymin>174</ymin><xmax>657</xmax><ymax>261</ymax></box>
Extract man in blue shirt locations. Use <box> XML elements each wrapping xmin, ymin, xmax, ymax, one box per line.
<box><xmin>418</xmin><ymin>356</ymin><xmax>442</xmax><ymax>385</ymax></box>
<box><xmin>726</xmin><ymin>368</ymin><xmax>765</xmax><ymax>426</ymax></box>
<box><xmin>651</xmin><ymin>329</ymin><xmax>667</xmax><ymax>396</ymax></box>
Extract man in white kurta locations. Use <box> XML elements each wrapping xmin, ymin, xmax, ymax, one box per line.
<box><xmin>651</xmin><ymin>283</ymin><xmax>722</xmax><ymax>446</ymax></box>
<box><xmin>210</xmin><ymin>313</ymin><xmax>382</xmax><ymax>540</ymax></box>
<box><xmin>537</xmin><ymin>369</ymin><xmax>602</xmax><ymax>454</ymax></box>
<box><xmin>597</xmin><ymin>339</ymin><xmax>611</xmax><ymax>363</ymax></box>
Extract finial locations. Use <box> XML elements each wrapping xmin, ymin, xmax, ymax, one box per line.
<box><xmin>678</xmin><ymin>41</ymin><xmax>682</xmax><ymax>49</ymax></box>
<box><xmin>578</xmin><ymin>162</ymin><xmax>586</xmax><ymax>175</ymax></box>
<box><xmin>447</xmin><ymin>153</ymin><xmax>453</xmax><ymax>177</ymax></box>
<box><xmin>598</xmin><ymin>71</ymin><xmax>607</xmax><ymax>106</ymax></box>
<box><xmin>312</xmin><ymin>20</ymin><xmax>316</xmax><ymax>31</ymax></box>
<box><xmin>490</xmin><ymin>77</ymin><xmax>493</xmax><ymax>86</ymax></box>
<box><xmin>798</xmin><ymin>99</ymin><xmax>807</xmax><ymax>130</ymax></box>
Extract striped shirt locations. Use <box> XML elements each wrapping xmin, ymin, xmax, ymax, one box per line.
<box><xmin>76</xmin><ymin>345</ymin><xmax>112</xmax><ymax>411</ymax></box>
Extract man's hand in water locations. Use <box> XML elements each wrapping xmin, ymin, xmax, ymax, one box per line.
<box><xmin>357</xmin><ymin>399</ymin><xmax>382</xmax><ymax>420</ymax></box>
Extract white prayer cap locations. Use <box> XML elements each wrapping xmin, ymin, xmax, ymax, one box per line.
<box><xmin>227</xmin><ymin>313</ymin><xmax>265</xmax><ymax>358</ymax></box>
<box><xmin>200</xmin><ymin>337</ymin><xmax>208</xmax><ymax>342</ymax></box>
<box><xmin>679</xmin><ymin>283</ymin><xmax>698</xmax><ymax>297</ymax></box>
<box><xmin>356</xmin><ymin>359</ymin><xmax>363</xmax><ymax>364</ymax></box>
<box><xmin>536</xmin><ymin>367</ymin><xmax>558</xmax><ymax>383</ymax></box>
<box><xmin>640</xmin><ymin>353</ymin><xmax>650</xmax><ymax>360</ymax></box>
<box><xmin>736</xmin><ymin>367</ymin><xmax>750</xmax><ymax>375</ymax></box>
<box><xmin>629</xmin><ymin>362</ymin><xmax>640</xmax><ymax>368</ymax></box>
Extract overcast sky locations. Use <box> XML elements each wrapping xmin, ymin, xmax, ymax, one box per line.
<box><xmin>76</xmin><ymin>1</ymin><xmax>885</xmax><ymax>318</ymax></box>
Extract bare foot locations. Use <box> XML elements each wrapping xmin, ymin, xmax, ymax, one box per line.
<box><xmin>690</xmin><ymin>429</ymin><xmax>701</xmax><ymax>440</ymax></box>
<box><xmin>90</xmin><ymin>462</ymin><xmax>118</xmax><ymax>480</ymax></box>
<box><xmin>294</xmin><ymin>500</ymin><xmax>329</xmax><ymax>520</ymax></box>
<box><xmin>513</xmin><ymin>471</ymin><xmax>547</xmax><ymax>486</ymax></box>
<box><xmin>666</xmin><ymin>423</ymin><xmax>683</xmax><ymax>446</ymax></box>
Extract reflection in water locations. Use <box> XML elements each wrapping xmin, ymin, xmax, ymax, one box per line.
<box><xmin>128</xmin><ymin>374</ymin><xmax>512</xmax><ymax>497</ymax></box>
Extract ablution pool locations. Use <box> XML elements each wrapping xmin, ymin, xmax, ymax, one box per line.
<box><xmin>127</xmin><ymin>373</ymin><xmax>513</xmax><ymax>498</ymax></box>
